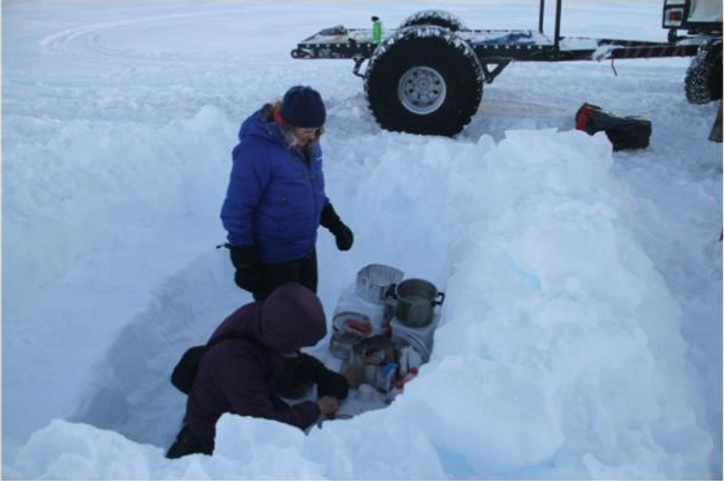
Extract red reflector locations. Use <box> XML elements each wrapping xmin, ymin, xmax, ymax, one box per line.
<box><xmin>668</xmin><ymin>9</ymin><xmax>683</xmax><ymax>22</ymax></box>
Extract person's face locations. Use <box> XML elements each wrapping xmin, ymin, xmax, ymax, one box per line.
<box><xmin>293</xmin><ymin>127</ymin><xmax>321</xmax><ymax>147</ymax></box>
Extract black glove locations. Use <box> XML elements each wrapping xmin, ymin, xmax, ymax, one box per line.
<box><xmin>316</xmin><ymin>368</ymin><xmax>349</xmax><ymax>400</ymax></box>
<box><xmin>320</xmin><ymin>203</ymin><xmax>354</xmax><ymax>251</ymax></box>
<box><xmin>296</xmin><ymin>353</ymin><xmax>349</xmax><ymax>400</ymax></box>
<box><xmin>275</xmin><ymin>353</ymin><xmax>313</xmax><ymax>400</ymax></box>
<box><xmin>229</xmin><ymin>245</ymin><xmax>262</xmax><ymax>292</ymax></box>
<box><xmin>333</xmin><ymin>224</ymin><xmax>354</xmax><ymax>251</ymax></box>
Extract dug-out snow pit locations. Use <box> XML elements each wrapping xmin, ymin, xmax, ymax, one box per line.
<box><xmin>324</xmin><ymin>264</ymin><xmax>445</xmax><ymax>420</ymax></box>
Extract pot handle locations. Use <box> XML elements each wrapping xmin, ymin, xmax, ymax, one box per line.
<box><xmin>384</xmin><ymin>283</ymin><xmax>398</xmax><ymax>300</ymax></box>
<box><xmin>433</xmin><ymin>291</ymin><xmax>446</xmax><ymax>306</ymax></box>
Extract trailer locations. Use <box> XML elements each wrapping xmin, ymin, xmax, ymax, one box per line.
<box><xmin>291</xmin><ymin>0</ymin><xmax>722</xmax><ymax>136</ymax></box>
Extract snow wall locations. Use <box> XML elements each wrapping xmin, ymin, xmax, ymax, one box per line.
<box><xmin>6</xmin><ymin>124</ymin><xmax>714</xmax><ymax>479</ymax></box>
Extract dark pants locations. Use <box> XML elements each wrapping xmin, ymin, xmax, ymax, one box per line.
<box><xmin>251</xmin><ymin>250</ymin><xmax>318</xmax><ymax>301</ymax></box>
<box><xmin>166</xmin><ymin>425</ymin><xmax>213</xmax><ymax>459</ymax></box>
<box><xmin>168</xmin><ymin>399</ymin><xmax>292</xmax><ymax>459</ymax></box>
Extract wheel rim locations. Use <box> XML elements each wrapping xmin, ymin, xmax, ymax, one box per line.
<box><xmin>398</xmin><ymin>66</ymin><xmax>447</xmax><ymax>115</ymax></box>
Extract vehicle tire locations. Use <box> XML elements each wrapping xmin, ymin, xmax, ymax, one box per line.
<box><xmin>365</xmin><ymin>26</ymin><xmax>483</xmax><ymax>136</ymax></box>
<box><xmin>685</xmin><ymin>42</ymin><xmax>722</xmax><ymax>105</ymax></box>
<box><xmin>399</xmin><ymin>10</ymin><xmax>467</xmax><ymax>32</ymax></box>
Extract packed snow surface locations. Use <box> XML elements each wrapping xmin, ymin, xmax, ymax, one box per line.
<box><xmin>3</xmin><ymin>2</ymin><xmax>722</xmax><ymax>479</ymax></box>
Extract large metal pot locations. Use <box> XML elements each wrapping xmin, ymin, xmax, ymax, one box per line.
<box><xmin>385</xmin><ymin>278</ymin><xmax>445</xmax><ymax>327</ymax></box>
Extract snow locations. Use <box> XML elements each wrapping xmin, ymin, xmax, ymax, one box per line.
<box><xmin>402</xmin><ymin>9</ymin><xmax>468</xmax><ymax>30</ymax></box>
<box><xmin>3</xmin><ymin>1</ymin><xmax>722</xmax><ymax>479</ymax></box>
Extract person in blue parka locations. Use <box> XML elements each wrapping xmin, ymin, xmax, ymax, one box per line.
<box><xmin>221</xmin><ymin>86</ymin><xmax>354</xmax><ymax>301</ymax></box>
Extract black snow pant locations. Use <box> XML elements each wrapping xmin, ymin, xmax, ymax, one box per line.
<box><xmin>251</xmin><ymin>250</ymin><xmax>318</xmax><ymax>301</ymax></box>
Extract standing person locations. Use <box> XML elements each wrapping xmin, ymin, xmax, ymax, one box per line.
<box><xmin>166</xmin><ymin>283</ymin><xmax>349</xmax><ymax>459</ymax></box>
<box><xmin>221</xmin><ymin>86</ymin><xmax>354</xmax><ymax>301</ymax></box>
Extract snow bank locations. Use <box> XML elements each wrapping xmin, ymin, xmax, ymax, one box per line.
<box><xmin>6</xmin><ymin>129</ymin><xmax>713</xmax><ymax>479</ymax></box>
<box><xmin>421</xmin><ymin>130</ymin><xmax>712</xmax><ymax>477</ymax></box>
<box><xmin>3</xmin><ymin>104</ymin><xmax>233</xmax><ymax>312</ymax></box>
<box><xmin>2</xmin><ymin>103</ymin><xmax>237</xmax><ymax>446</ymax></box>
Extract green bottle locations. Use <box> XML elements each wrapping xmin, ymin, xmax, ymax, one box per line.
<box><xmin>372</xmin><ymin>16</ymin><xmax>382</xmax><ymax>44</ymax></box>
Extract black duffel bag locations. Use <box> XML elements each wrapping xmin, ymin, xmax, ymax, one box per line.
<box><xmin>171</xmin><ymin>331</ymin><xmax>258</xmax><ymax>394</ymax></box>
<box><xmin>575</xmin><ymin>103</ymin><xmax>652</xmax><ymax>151</ymax></box>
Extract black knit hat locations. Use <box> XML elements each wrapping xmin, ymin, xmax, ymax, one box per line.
<box><xmin>280</xmin><ymin>86</ymin><xmax>327</xmax><ymax>128</ymax></box>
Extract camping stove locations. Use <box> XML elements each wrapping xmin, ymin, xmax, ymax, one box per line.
<box><xmin>340</xmin><ymin>335</ymin><xmax>398</xmax><ymax>393</ymax></box>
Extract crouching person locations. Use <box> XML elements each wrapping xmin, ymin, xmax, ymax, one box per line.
<box><xmin>166</xmin><ymin>283</ymin><xmax>348</xmax><ymax>459</ymax></box>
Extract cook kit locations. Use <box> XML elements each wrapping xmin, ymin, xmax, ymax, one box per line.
<box><xmin>329</xmin><ymin>264</ymin><xmax>445</xmax><ymax>396</ymax></box>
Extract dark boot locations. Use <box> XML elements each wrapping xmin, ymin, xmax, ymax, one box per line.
<box><xmin>166</xmin><ymin>425</ymin><xmax>213</xmax><ymax>459</ymax></box>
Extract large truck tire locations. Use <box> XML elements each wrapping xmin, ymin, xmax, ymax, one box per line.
<box><xmin>399</xmin><ymin>10</ymin><xmax>467</xmax><ymax>32</ymax></box>
<box><xmin>685</xmin><ymin>41</ymin><xmax>723</xmax><ymax>105</ymax></box>
<box><xmin>364</xmin><ymin>26</ymin><xmax>483</xmax><ymax>137</ymax></box>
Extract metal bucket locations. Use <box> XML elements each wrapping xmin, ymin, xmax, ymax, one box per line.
<box><xmin>386</xmin><ymin>278</ymin><xmax>445</xmax><ymax>327</ymax></box>
<box><xmin>356</xmin><ymin>264</ymin><xmax>404</xmax><ymax>304</ymax></box>
<box><xmin>329</xmin><ymin>311</ymin><xmax>372</xmax><ymax>360</ymax></box>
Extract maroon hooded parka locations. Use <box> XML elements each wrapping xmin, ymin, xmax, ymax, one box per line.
<box><xmin>184</xmin><ymin>283</ymin><xmax>326</xmax><ymax>445</ymax></box>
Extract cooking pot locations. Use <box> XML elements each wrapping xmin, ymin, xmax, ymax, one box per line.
<box><xmin>341</xmin><ymin>335</ymin><xmax>397</xmax><ymax>392</ymax></box>
<box><xmin>329</xmin><ymin>311</ymin><xmax>372</xmax><ymax>360</ymax></box>
<box><xmin>385</xmin><ymin>278</ymin><xmax>445</xmax><ymax>327</ymax></box>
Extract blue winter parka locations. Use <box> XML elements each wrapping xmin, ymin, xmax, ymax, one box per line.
<box><xmin>221</xmin><ymin>109</ymin><xmax>329</xmax><ymax>263</ymax></box>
